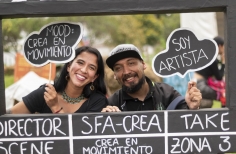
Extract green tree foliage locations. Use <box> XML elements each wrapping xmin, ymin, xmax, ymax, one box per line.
<box><xmin>3</xmin><ymin>18</ymin><xmax>49</xmax><ymax>52</ymax></box>
<box><xmin>50</xmin><ymin>15</ymin><xmax>164</xmax><ymax>48</ymax></box>
<box><xmin>158</xmin><ymin>14</ymin><xmax>180</xmax><ymax>47</ymax></box>
<box><xmin>104</xmin><ymin>15</ymin><xmax>146</xmax><ymax>48</ymax></box>
<box><xmin>136</xmin><ymin>14</ymin><xmax>164</xmax><ymax>46</ymax></box>
<box><xmin>2</xmin><ymin>14</ymin><xmax>180</xmax><ymax>53</ymax></box>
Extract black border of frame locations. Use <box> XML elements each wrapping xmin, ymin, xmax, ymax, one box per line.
<box><xmin>0</xmin><ymin>0</ymin><xmax>236</xmax><ymax>115</ymax></box>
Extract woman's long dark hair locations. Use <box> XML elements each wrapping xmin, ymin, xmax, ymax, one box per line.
<box><xmin>54</xmin><ymin>46</ymin><xmax>107</xmax><ymax>97</ymax></box>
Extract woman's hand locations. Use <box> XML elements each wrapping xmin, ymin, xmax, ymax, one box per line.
<box><xmin>44</xmin><ymin>83</ymin><xmax>61</xmax><ymax>113</ymax></box>
<box><xmin>101</xmin><ymin>105</ymin><xmax>121</xmax><ymax>112</ymax></box>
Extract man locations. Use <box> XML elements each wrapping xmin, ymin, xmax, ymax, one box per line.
<box><xmin>102</xmin><ymin>44</ymin><xmax>202</xmax><ymax>112</ymax></box>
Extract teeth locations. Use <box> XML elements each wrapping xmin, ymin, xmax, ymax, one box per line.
<box><xmin>126</xmin><ymin>77</ymin><xmax>133</xmax><ymax>81</ymax></box>
<box><xmin>77</xmin><ymin>74</ymin><xmax>85</xmax><ymax>80</ymax></box>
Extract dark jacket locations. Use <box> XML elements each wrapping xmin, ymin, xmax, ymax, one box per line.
<box><xmin>108</xmin><ymin>77</ymin><xmax>188</xmax><ymax>111</ymax></box>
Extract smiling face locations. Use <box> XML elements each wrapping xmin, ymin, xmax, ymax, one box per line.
<box><xmin>113</xmin><ymin>57</ymin><xmax>147</xmax><ymax>93</ymax></box>
<box><xmin>67</xmin><ymin>51</ymin><xmax>98</xmax><ymax>89</ymax></box>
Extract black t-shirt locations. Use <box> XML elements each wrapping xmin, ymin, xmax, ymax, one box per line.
<box><xmin>123</xmin><ymin>80</ymin><xmax>159</xmax><ymax>111</ymax></box>
<box><xmin>23</xmin><ymin>85</ymin><xmax>108</xmax><ymax>113</ymax></box>
<box><xmin>124</xmin><ymin>93</ymin><xmax>154</xmax><ymax>111</ymax></box>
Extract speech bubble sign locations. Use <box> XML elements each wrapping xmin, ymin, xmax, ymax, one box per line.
<box><xmin>152</xmin><ymin>28</ymin><xmax>218</xmax><ymax>78</ymax></box>
<box><xmin>23</xmin><ymin>22</ymin><xmax>83</xmax><ymax>67</ymax></box>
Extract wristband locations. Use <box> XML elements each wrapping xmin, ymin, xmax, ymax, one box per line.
<box><xmin>54</xmin><ymin>107</ymin><xmax>63</xmax><ymax>114</ymax></box>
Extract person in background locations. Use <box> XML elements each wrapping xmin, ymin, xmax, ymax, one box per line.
<box><xmin>101</xmin><ymin>44</ymin><xmax>202</xmax><ymax>112</ymax></box>
<box><xmin>8</xmin><ymin>46</ymin><xmax>108</xmax><ymax>114</ymax></box>
<box><xmin>194</xmin><ymin>36</ymin><xmax>225</xmax><ymax>108</ymax></box>
<box><xmin>162</xmin><ymin>73</ymin><xmax>193</xmax><ymax>96</ymax></box>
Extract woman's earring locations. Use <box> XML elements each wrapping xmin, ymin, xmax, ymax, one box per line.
<box><xmin>65</xmin><ymin>74</ymin><xmax>70</xmax><ymax>81</ymax></box>
<box><xmin>90</xmin><ymin>82</ymin><xmax>95</xmax><ymax>91</ymax></box>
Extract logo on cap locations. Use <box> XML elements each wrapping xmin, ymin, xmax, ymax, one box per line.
<box><xmin>111</xmin><ymin>47</ymin><xmax>132</xmax><ymax>56</ymax></box>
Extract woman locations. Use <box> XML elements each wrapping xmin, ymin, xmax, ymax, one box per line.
<box><xmin>9</xmin><ymin>46</ymin><xmax>108</xmax><ymax>113</ymax></box>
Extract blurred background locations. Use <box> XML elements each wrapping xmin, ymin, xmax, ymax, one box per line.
<box><xmin>3</xmin><ymin>12</ymin><xmax>224</xmax><ymax>110</ymax></box>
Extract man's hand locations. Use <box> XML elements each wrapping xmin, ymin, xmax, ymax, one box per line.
<box><xmin>185</xmin><ymin>81</ymin><xmax>202</xmax><ymax>110</ymax></box>
<box><xmin>101</xmin><ymin>105</ymin><xmax>121</xmax><ymax>112</ymax></box>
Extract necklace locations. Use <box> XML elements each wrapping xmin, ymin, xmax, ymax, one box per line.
<box><xmin>62</xmin><ymin>90</ymin><xmax>84</xmax><ymax>104</ymax></box>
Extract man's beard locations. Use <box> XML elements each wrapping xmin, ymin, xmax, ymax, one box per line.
<box><xmin>122</xmin><ymin>75</ymin><xmax>146</xmax><ymax>93</ymax></box>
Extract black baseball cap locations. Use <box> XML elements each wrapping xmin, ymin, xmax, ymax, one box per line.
<box><xmin>106</xmin><ymin>44</ymin><xmax>143</xmax><ymax>70</ymax></box>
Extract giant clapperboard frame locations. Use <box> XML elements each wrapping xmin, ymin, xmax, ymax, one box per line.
<box><xmin>0</xmin><ymin>1</ymin><xmax>236</xmax><ymax>154</ymax></box>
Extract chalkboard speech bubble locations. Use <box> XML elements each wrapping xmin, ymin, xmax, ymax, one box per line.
<box><xmin>152</xmin><ymin>28</ymin><xmax>218</xmax><ymax>78</ymax></box>
<box><xmin>23</xmin><ymin>22</ymin><xmax>83</xmax><ymax>67</ymax></box>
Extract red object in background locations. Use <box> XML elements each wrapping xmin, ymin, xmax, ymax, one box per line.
<box><xmin>207</xmin><ymin>77</ymin><xmax>226</xmax><ymax>107</ymax></box>
<box><xmin>14</xmin><ymin>53</ymin><xmax>56</xmax><ymax>82</ymax></box>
